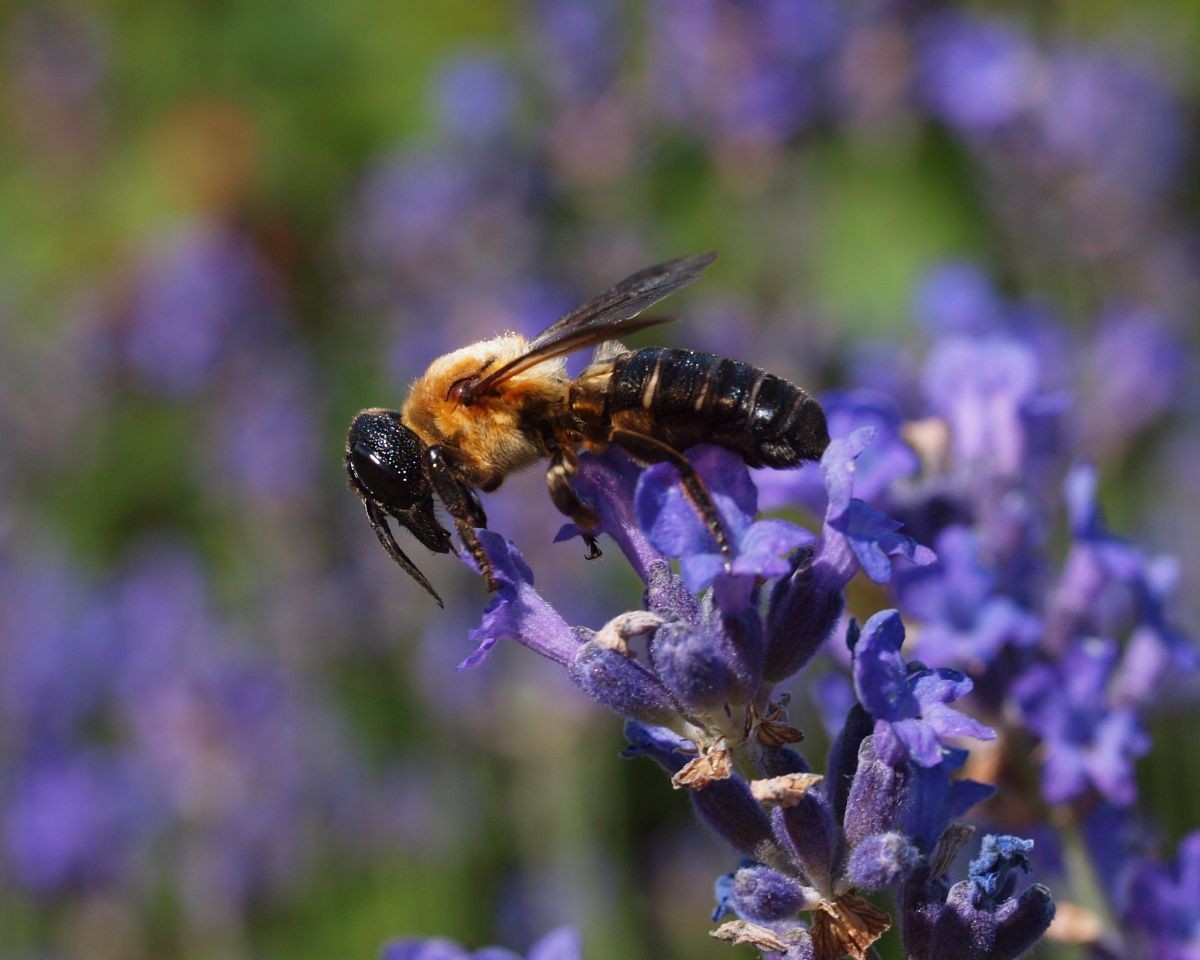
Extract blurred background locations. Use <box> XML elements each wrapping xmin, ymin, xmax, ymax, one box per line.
<box><xmin>0</xmin><ymin>1</ymin><xmax>1197</xmax><ymax>958</ymax></box>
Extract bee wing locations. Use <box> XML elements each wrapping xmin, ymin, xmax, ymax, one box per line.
<box><xmin>468</xmin><ymin>251</ymin><xmax>717</xmax><ymax>397</ymax></box>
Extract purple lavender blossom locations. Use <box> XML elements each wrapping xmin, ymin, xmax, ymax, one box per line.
<box><xmin>636</xmin><ymin>444</ymin><xmax>814</xmax><ymax>597</ymax></box>
<box><xmin>458</xmin><ymin>531</ymin><xmax>579</xmax><ymax>670</ymax></box>
<box><xmin>1080</xmin><ymin>306</ymin><xmax>1190</xmax><ymax>459</ymax></box>
<box><xmin>894</xmin><ymin>526</ymin><xmax>1041</xmax><ymax>672</ymax></box>
<box><xmin>434</xmin><ymin>52</ymin><xmax>516</xmax><ymax>146</ymax></box>
<box><xmin>3</xmin><ymin>748</ymin><xmax>153</xmax><ymax>893</ymax></box>
<box><xmin>921</xmin><ymin>334</ymin><xmax>1041</xmax><ymax>479</ymax></box>
<box><xmin>813</xmin><ymin>428</ymin><xmax>936</xmax><ymax>586</ymax></box>
<box><xmin>1037</xmin><ymin>51</ymin><xmax>1185</xmax><ymax>198</ymax></box>
<box><xmin>915</xmin><ymin>13</ymin><xmax>1036</xmax><ymax>135</ymax></box>
<box><xmin>1013</xmin><ymin>637</ymin><xmax>1149</xmax><ymax>807</ymax></box>
<box><xmin>648</xmin><ymin>0</ymin><xmax>841</xmax><ymax>146</ymax></box>
<box><xmin>382</xmin><ymin>927</ymin><xmax>581</xmax><ymax>960</ymax></box>
<box><xmin>1124</xmin><ymin>832</ymin><xmax>1200</xmax><ymax>957</ymax></box>
<box><xmin>911</xmin><ymin>835</ymin><xmax>1054</xmax><ymax>960</ymax></box>
<box><xmin>912</xmin><ymin>262</ymin><xmax>1006</xmax><ymax>337</ymax></box>
<box><xmin>123</xmin><ymin>222</ymin><xmax>282</xmax><ymax>396</ymax></box>
<box><xmin>852</xmin><ymin>609</ymin><xmax>996</xmax><ymax>768</ymax></box>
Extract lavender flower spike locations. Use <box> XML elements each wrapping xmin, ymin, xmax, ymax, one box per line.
<box><xmin>853</xmin><ymin>610</ymin><xmax>995</xmax><ymax>768</ymax></box>
<box><xmin>381</xmin><ymin>926</ymin><xmax>582</xmax><ymax>960</ymax></box>
<box><xmin>925</xmin><ymin>836</ymin><xmax>1055</xmax><ymax>960</ymax></box>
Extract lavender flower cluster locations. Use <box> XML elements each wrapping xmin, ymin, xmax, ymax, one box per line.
<box><xmin>3</xmin><ymin>0</ymin><xmax>1196</xmax><ymax>957</ymax></box>
<box><xmin>446</xmin><ymin>268</ymin><xmax>1196</xmax><ymax>958</ymax></box>
<box><xmin>0</xmin><ymin>539</ymin><xmax>363</xmax><ymax>935</ymax></box>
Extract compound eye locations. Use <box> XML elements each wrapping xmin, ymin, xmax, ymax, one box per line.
<box><xmin>350</xmin><ymin>442</ymin><xmax>422</xmax><ymax>509</ymax></box>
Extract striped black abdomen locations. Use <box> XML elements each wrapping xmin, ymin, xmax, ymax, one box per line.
<box><xmin>607</xmin><ymin>348</ymin><xmax>829</xmax><ymax>468</ymax></box>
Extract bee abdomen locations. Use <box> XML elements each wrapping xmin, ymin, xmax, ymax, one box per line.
<box><xmin>608</xmin><ymin>348</ymin><xmax>828</xmax><ymax>468</ymax></box>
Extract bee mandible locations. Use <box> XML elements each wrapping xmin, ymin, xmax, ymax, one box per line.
<box><xmin>346</xmin><ymin>252</ymin><xmax>829</xmax><ymax>606</ymax></box>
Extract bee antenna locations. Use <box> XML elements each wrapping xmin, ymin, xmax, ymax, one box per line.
<box><xmin>363</xmin><ymin>500</ymin><xmax>445</xmax><ymax>608</ymax></box>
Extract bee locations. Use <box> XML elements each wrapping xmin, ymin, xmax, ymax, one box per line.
<box><xmin>346</xmin><ymin>252</ymin><xmax>829</xmax><ymax>606</ymax></box>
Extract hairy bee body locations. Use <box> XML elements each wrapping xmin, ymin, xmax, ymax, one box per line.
<box><xmin>401</xmin><ymin>334</ymin><xmax>568</xmax><ymax>490</ymax></box>
<box><xmin>593</xmin><ymin>347</ymin><xmax>827</xmax><ymax>469</ymax></box>
<box><xmin>346</xmin><ymin>251</ymin><xmax>830</xmax><ymax>606</ymax></box>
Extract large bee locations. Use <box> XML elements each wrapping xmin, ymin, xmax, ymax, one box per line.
<box><xmin>346</xmin><ymin>252</ymin><xmax>829</xmax><ymax>606</ymax></box>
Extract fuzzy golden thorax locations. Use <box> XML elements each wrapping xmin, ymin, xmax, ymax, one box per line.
<box><xmin>401</xmin><ymin>333</ymin><xmax>570</xmax><ymax>487</ymax></box>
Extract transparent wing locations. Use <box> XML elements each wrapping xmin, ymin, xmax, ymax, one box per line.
<box><xmin>468</xmin><ymin>251</ymin><xmax>716</xmax><ymax>397</ymax></box>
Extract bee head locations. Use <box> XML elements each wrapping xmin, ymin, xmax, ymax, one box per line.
<box><xmin>346</xmin><ymin>409</ymin><xmax>453</xmax><ymax>604</ymax></box>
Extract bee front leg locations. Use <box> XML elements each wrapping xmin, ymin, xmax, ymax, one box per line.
<box><xmin>546</xmin><ymin>448</ymin><xmax>602</xmax><ymax>560</ymax></box>
<box><xmin>426</xmin><ymin>446</ymin><xmax>499</xmax><ymax>592</ymax></box>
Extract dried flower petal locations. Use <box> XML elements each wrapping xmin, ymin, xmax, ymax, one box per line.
<box><xmin>751</xmin><ymin>773</ymin><xmax>824</xmax><ymax>808</ymax></box>
<box><xmin>710</xmin><ymin>920</ymin><xmax>789</xmax><ymax>952</ymax></box>
<box><xmin>672</xmin><ymin>739</ymin><xmax>733</xmax><ymax>790</ymax></box>
<box><xmin>810</xmin><ymin>893</ymin><xmax>892</xmax><ymax>960</ymax></box>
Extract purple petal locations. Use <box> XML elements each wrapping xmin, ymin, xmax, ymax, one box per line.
<box><xmin>848</xmin><ymin>501</ymin><xmax>938</xmax><ymax>581</ymax></box>
<box><xmin>526</xmin><ymin>927</ymin><xmax>582</xmax><ymax>960</ymax></box>
<box><xmin>636</xmin><ymin>461</ymin><xmax>704</xmax><ymax>556</ymax></box>
<box><xmin>821</xmin><ymin>426</ymin><xmax>878</xmax><ymax>521</ymax></box>
<box><xmin>636</xmin><ymin>446</ymin><xmax>757</xmax><ymax>561</ymax></box>
<box><xmin>558</xmin><ymin>449</ymin><xmax>664</xmax><ymax>580</ymax></box>
<box><xmin>947</xmin><ymin>778</ymin><xmax>996</xmax><ymax>819</ymax></box>
<box><xmin>679</xmin><ymin>553</ymin><xmax>728</xmax><ymax>594</ymax></box>
<box><xmin>889</xmin><ymin>717</ymin><xmax>945</xmax><ymax>767</ymax></box>
<box><xmin>853</xmin><ymin>610</ymin><xmax>913</xmax><ymax>722</ymax></box>
<box><xmin>910</xmin><ymin>668</ymin><xmax>974</xmax><ymax>706</ymax></box>
<box><xmin>922</xmin><ymin>701</ymin><xmax>996</xmax><ymax>744</ymax></box>
<box><xmin>731</xmin><ymin>519</ymin><xmax>815</xmax><ymax>579</ymax></box>
<box><xmin>1040</xmin><ymin>744</ymin><xmax>1089</xmax><ymax>805</ymax></box>
<box><xmin>1064</xmin><ymin>463</ymin><xmax>1100</xmax><ymax>537</ymax></box>
<box><xmin>458</xmin><ymin>531</ymin><xmax>579</xmax><ymax>669</ymax></box>
<box><xmin>382</xmin><ymin>940</ymin><xmax>471</xmax><ymax>960</ymax></box>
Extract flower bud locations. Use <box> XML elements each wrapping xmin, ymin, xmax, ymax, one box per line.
<box><xmin>845</xmin><ymin>831</ymin><xmax>919</xmax><ymax>891</ymax></box>
<box><xmin>692</xmin><ymin>776</ymin><xmax>779</xmax><ymax>863</ymax></box>
<box><xmin>991</xmin><ymin>884</ymin><xmax>1055</xmax><ymax>960</ymax></box>
<box><xmin>644</xmin><ymin>560</ymin><xmax>699</xmax><ymax>623</ymax></box>
<box><xmin>729</xmin><ymin>865</ymin><xmax>815</xmax><ymax>922</ymax></box>
<box><xmin>843</xmin><ymin>736</ymin><xmax>909</xmax><ymax>848</ymax></box>
<box><xmin>764</xmin><ymin>552</ymin><xmax>845</xmax><ymax>683</ymax></box>
<box><xmin>649</xmin><ymin>620</ymin><xmax>731</xmax><ymax>713</ymax></box>
<box><xmin>825</xmin><ymin>702</ymin><xmax>874</xmax><ymax>826</ymax></box>
<box><xmin>568</xmin><ymin>640</ymin><xmax>677</xmax><ymax>724</ymax></box>
<box><xmin>773</xmin><ymin>794</ymin><xmax>838</xmax><ymax>893</ymax></box>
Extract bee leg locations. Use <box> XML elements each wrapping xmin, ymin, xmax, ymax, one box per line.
<box><xmin>546</xmin><ymin>449</ymin><xmax>602</xmax><ymax>560</ymax></box>
<box><xmin>426</xmin><ymin>446</ymin><xmax>499</xmax><ymax>591</ymax></box>
<box><xmin>608</xmin><ymin>427</ymin><xmax>734</xmax><ymax>571</ymax></box>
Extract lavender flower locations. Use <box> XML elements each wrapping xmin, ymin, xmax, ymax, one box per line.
<box><xmin>121</xmin><ymin>221</ymin><xmax>282</xmax><ymax>396</ymax></box>
<box><xmin>1013</xmin><ymin>638</ymin><xmax>1149</xmax><ymax>807</ymax></box>
<box><xmin>382</xmin><ymin>927</ymin><xmax>581</xmax><ymax>960</ymax></box>
<box><xmin>636</xmin><ymin>444</ymin><xmax>814</xmax><ymax>598</ymax></box>
<box><xmin>915</xmin><ymin>13</ymin><xmax>1036</xmax><ymax>135</ymax></box>
<box><xmin>434</xmin><ymin>52</ymin><xmax>516</xmax><ymax>147</ymax></box>
<box><xmin>1124</xmin><ymin>832</ymin><xmax>1200</xmax><ymax>957</ymax></box>
<box><xmin>894</xmin><ymin>526</ymin><xmax>1042</xmax><ymax>674</ymax></box>
<box><xmin>3</xmin><ymin>748</ymin><xmax>152</xmax><ymax>893</ymax></box>
<box><xmin>460</xmin><ymin>431</ymin><xmax>1026</xmax><ymax>958</ymax></box>
<box><xmin>902</xmin><ymin>835</ymin><xmax>1055</xmax><ymax>960</ymax></box>
<box><xmin>853</xmin><ymin>610</ymin><xmax>996</xmax><ymax>769</ymax></box>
